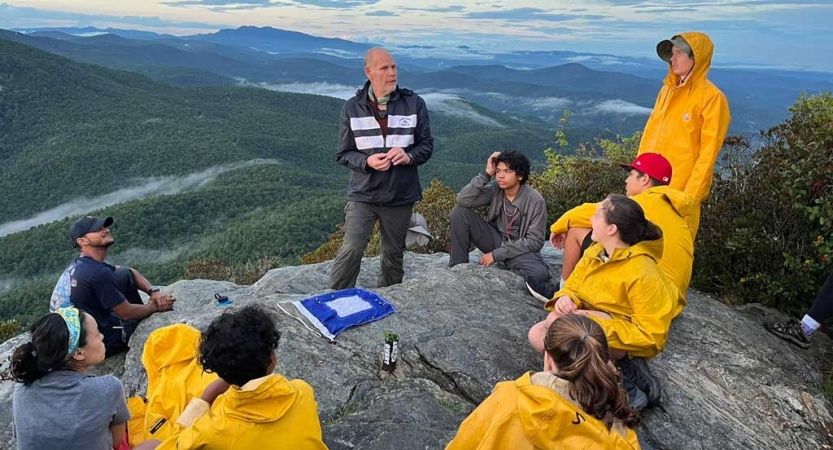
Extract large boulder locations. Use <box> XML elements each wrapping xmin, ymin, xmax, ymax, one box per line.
<box><xmin>0</xmin><ymin>251</ymin><xmax>830</xmax><ymax>450</ymax></box>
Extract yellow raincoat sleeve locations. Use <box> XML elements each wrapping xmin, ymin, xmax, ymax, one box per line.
<box><xmin>445</xmin><ymin>385</ymin><xmax>510</xmax><ymax>450</ymax></box>
<box><xmin>684</xmin><ymin>92</ymin><xmax>731</xmax><ymax>202</ymax></box>
<box><xmin>154</xmin><ymin>422</ymin><xmax>201</xmax><ymax>450</ymax></box>
<box><xmin>589</xmin><ymin>265</ymin><xmax>676</xmax><ymax>359</ymax></box>
<box><xmin>549</xmin><ymin>202</ymin><xmax>597</xmax><ymax>235</ymax></box>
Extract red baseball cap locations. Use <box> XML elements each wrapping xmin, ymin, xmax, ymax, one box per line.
<box><xmin>619</xmin><ymin>153</ymin><xmax>672</xmax><ymax>185</ymax></box>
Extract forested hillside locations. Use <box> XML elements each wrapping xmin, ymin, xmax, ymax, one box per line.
<box><xmin>0</xmin><ymin>37</ymin><xmax>558</xmax><ymax>325</ymax></box>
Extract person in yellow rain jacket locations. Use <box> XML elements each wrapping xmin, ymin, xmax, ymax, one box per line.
<box><xmin>638</xmin><ymin>31</ymin><xmax>731</xmax><ymax>236</ymax></box>
<box><xmin>447</xmin><ymin>314</ymin><xmax>641</xmax><ymax>450</ymax></box>
<box><xmin>134</xmin><ymin>304</ymin><xmax>328</xmax><ymax>450</ymax></box>
<box><xmin>549</xmin><ymin>153</ymin><xmax>695</xmax><ymax>317</ymax></box>
<box><xmin>126</xmin><ymin>324</ymin><xmax>220</xmax><ymax>446</ymax></box>
<box><xmin>529</xmin><ymin>194</ymin><xmax>680</xmax><ymax>410</ymax></box>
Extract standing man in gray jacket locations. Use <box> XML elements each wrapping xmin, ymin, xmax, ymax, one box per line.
<box><xmin>449</xmin><ymin>151</ymin><xmax>554</xmax><ymax>297</ymax></box>
<box><xmin>330</xmin><ymin>47</ymin><xmax>434</xmax><ymax>290</ymax></box>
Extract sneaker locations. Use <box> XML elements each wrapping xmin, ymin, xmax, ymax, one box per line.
<box><xmin>620</xmin><ymin>373</ymin><xmax>649</xmax><ymax>410</ymax></box>
<box><xmin>525</xmin><ymin>277</ymin><xmax>556</xmax><ymax>303</ymax></box>
<box><xmin>764</xmin><ymin>319</ymin><xmax>811</xmax><ymax>349</ymax></box>
<box><xmin>617</xmin><ymin>357</ymin><xmax>663</xmax><ymax>407</ymax></box>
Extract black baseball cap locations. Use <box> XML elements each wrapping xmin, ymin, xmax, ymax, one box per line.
<box><xmin>69</xmin><ymin>216</ymin><xmax>113</xmax><ymax>248</ymax></box>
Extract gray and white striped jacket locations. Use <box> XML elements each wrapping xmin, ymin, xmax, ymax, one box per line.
<box><xmin>336</xmin><ymin>81</ymin><xmax>434</xmax><ymax>206</ymax></box>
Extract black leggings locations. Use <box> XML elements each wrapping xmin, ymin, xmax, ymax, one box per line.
<box><xmin>808</xmin><ymin>270</ymin><xmax>833</xmax><ymax>323</ymax></box>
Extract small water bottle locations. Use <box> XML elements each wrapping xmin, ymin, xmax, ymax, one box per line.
<box><xmin>382</xmin><ymin>331</ymin><xmax>399</xmax><ymax>373</ymax></box>
<box><xmin>215</xmin><ymin>293</ymin><xmax>233</xmax><ymax>307</ymax></box>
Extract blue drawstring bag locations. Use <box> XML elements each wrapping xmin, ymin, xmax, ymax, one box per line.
<box><xmin>292</xmin><ymin>288</ymin><xmax>396</xmax><ymax>340</ymax></box>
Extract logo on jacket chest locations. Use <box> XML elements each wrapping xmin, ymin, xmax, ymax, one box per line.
<box><xmin>388</xmin><ymin>114</ymin><xmax>417</xmax><ymax>129</ymax></box>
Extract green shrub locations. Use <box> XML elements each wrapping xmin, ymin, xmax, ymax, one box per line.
<box><xmin>695</xmin><ymin>93</ymin><xmax>833</xmax><ymax>314</ymax></box>
<box><xmin>530</xmin><ymin>132</ymin><xmax>639</xmax><ymax>227</ymax></box>
<box><xmin>0</xmin><ymin>319</ymin><xmax>22</xmax><ymax>343</ymax></box>
<box><xmin>182</xmin><ymin>255</ymin><xmax>278</xmax><ymax>285</ymax></box>
<box><xmin>413</xmin><ymin>179</ymin><xmax>458</xmax><ymax>254</ymax></box>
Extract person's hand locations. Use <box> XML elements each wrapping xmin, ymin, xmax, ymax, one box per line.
<box><xmin>550</xmin><ymin>232</ymin><xmax>566</xmax><ymax>249</ymax></box>
<box><xmin>367</xmin><ymin>153</ymin><xmax>391</xmax><ymax>171</ymax></box>
<box><xmin>386</xmin><ymin>147</ymin><xmax>411</xmax><ymax>166</ymax></box>
<box><xmin>150</xmin><ymin>295</ymin><xmax>175</xmax><ymax>313</ymax></box>
<box><xmin>485</xmin><ymin>151</ymin><xmax>501</xmax><ymax>176</ymax></box>
<box><xmin>479</xmin><ymin>252</ymin><xmax>495</xmax><ymax>266</ymax></box>
<box><xmin>150</xmin><ymin>291</ymin><xmax>176</xmax><ymax>309</ymax></box>
<box><xmin>554</xmin><ymin>296</ymin><xmax>577</xmax><ymax>315</ymax></box>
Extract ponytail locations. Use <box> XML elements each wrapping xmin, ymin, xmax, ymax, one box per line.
<box><xmin>10</xmin><ymin>312</ymin><xmax>87</xmax><ymax>385</ymax></box>
<box><xmin>544</xmin><ymin>315</ymin><xmax>640</xmax><ymax>429</ymax></box>
<box><xmin>603</xmin><ymin>194</ymin><xmax>662</xmax><ymax>246</ymax></box>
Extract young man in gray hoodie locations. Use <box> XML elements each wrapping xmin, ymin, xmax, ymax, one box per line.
<box><xmin>449</xmin><ymin>150</ymin><xmax>553</xmax><ymax>297</ymax></box>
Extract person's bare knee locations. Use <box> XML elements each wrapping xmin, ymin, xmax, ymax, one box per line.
<box><xmin>529</xmin><ymin>311</ymin><xmax>564</xmax><ymax>352</ymax></box>
<box><xmin>528</xmin><ymin>320</ymin><xmax>548</xmax><ymax>352</ymax></box>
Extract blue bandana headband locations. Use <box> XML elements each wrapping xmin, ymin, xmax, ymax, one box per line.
<box><xmin>55</xmin><ymin>307</ymin><xmax>82</xmax><ymax>356</ymax></box>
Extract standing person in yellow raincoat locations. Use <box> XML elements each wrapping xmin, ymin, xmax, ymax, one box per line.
<box><xmin>529</xmin><ymin>195</ymin><xmax>680</xmax><ymax>410</ymax></box>
<box><xmin>134</xmin><ymin>304</ymin><xmax>328</xmax><ymax>450</ymax></box>
<box><xmin>639</xmin><ymin>32</ymin><xmax>731</xmax><ymax>236</ymax></box>
<box><xmin>549</xmin><ymin>153</ymin><xmax>695</xmax><ymax>317</ymax></box>
<box><xmin>447</xmin><ymin>315</ymin><xmax>641</xmax><ymax>450</ymax></box>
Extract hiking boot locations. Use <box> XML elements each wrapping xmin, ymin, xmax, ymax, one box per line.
<box><xmin>764</xmin><ymin>319</ymin><xmax>811</xmax><ymax>349</ymax></box>
<box><xmin>617</xmin><ymin>357</ymin><xmax>663</xmax><ymax>407</ymax></box>
<box><xmin>620</xmin><ymin>373</ymin><xmax>649</xmax><ymax>410</ymax></box>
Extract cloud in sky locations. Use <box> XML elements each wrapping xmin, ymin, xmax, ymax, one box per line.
<box><xmin>365</xmin><ymin>10</ymin><xmax>397</xmax><ymax>17</ymax></box>
<box><xmin>0</xmin><ymin>2</ymin><xmax>228</xmax><ymax>31</ymax></box>
<box><xmin>162</xmin><ymin>0</ymin><xmax>290</xmax><ymax>11</ymax></box>
<box><xmin>290</xmin><ymin>0</ymin><xmax>382</xmax><ymax>8</ymax></box>
<box><xmin>464</xmin><ymin>7</ymin><xmax>604</xmax><ymax>22</ymax></box>
<box><xmin>0</xmin><ymin>1</ymin><xmax>831</xmax><ymax>71</ymax></box>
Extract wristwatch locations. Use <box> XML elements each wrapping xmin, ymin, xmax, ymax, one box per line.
<box><xmin>148</xmin><ymin>287</ymin><xmax>161</xmax><ymax>294</ymax></box>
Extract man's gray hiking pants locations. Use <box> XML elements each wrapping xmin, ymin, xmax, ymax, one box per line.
<box><xmin>329</xmin><ymin>201</ymin><xmax>413</xmax><ymax>290</ymax></box>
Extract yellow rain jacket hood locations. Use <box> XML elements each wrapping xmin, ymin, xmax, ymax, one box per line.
<box><xmin>446</xmin><ymin>372</ymin><xmax>640</xmax><ymax>450</ymax></box>
<box><xmin>159</xmin><ymin>374</ymin><xmax>328</xmax><ymax>450</ymax></box>
<box><xmin>550</xmin><ymin>185</ymin><xmax>695</xmax><ymax>316</ymax></box>
<box><xmin>638</xmin><ymin>31</ymin><xmax>731</xmax><ymax>204</ymax></box>
<box><xmin>547</xmin><ymin>238</ymin><xmax>680</xmax><ymax>358</ymax></box>
<box><xmin>127</xmin><ymin>324</ymin><xmax>219</xmax><ymax>445</ymax></box>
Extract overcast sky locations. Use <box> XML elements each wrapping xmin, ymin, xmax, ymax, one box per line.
<box><xmin>2</xmin><ymin>0</ymin><xmax>832</xmax><ymax>72</ymax></box>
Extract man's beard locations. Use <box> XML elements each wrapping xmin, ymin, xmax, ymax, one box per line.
<box><xmin>91</xmin><ymin>239</ymin><xmax>115</xmax><ymax>248</ymax></box>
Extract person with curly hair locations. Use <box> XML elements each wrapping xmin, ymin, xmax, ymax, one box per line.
<box><xmin>137</xmin><ymin>304</ymin><xmax>327</xmax><ymax>450</ymax></box>
<box><xmin>12</xmin><ymin>307</ymin><xmax>130</xmax><ymax>450</ymax></box>
<box><xmin>446</xmin><ymin>314</ymin><xmax>641</xmax><ymax>449</ymax></box>
<box><xmin>449</xmin><ymin>150</ymin><xmax>554</xmax><ymax>298</ymax></box>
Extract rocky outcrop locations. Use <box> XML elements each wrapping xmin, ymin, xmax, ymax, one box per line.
<box><xmin>0</xmin><ymin>251</ymin><xmax>831</xmax><ymax>450</ymax></box>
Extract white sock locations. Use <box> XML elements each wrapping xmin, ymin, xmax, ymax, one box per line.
<box><xmin>559</xmin><ymin>278</ymin><xmax>565</xmax><ymax>291</ymax></box>
<box><xmin>801</xmin><ymin>314</ymin><xmax>821</xmax><ymax>337</ymax></box>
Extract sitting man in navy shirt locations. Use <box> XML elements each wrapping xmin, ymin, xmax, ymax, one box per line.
<box><xmin>68</xmin><ymin>216</ymin><xmax>175</xmax><ymax>356</ymax></box>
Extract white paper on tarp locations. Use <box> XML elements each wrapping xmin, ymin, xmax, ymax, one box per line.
<box><xmin>326</xmin><ymin>295</ymin><xmax>374</xmax><ymax>317</ymax></box>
